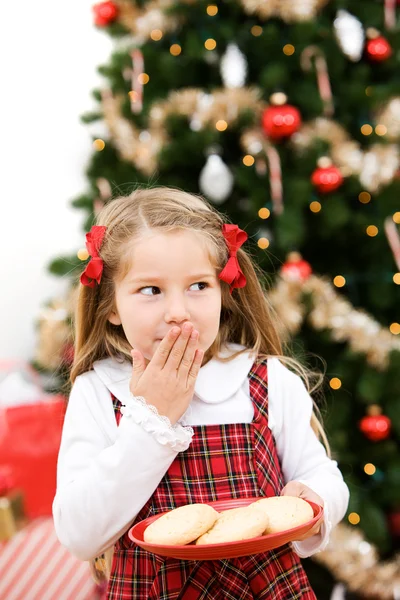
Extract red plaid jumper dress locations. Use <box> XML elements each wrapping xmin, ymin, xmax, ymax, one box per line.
<box><xmin>107</xmin><ymin>360</ymin><xmax>316</xmax><ymax>599</ymax></box>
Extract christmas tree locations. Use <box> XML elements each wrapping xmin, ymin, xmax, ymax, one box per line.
<box><xmin>38</xmin><ymin>0</ymin><xmax>400</xmax><ymax>595</ymax></box>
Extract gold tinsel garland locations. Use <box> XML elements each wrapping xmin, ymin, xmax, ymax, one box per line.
<box><xmin>112</xmin><ymin>0</ymin><xmax>331</xmax><ymax>43</ymax></box>
<box><xmin>291</xmin><ymin>117</ymin><xmax>400</xmax><ymax>193</ymax></box>
<box><xmin>269</xmin><ymin>273</ymin><xmax>400</xmax><ymax>370</ymax></box>
<box><xmin>101</xmin><ymin>87</ymin><xmax>264</xmax><ymax>174</ymax></box>
<box><xmin>313</xmin><ymin>523</ymin><xmax>400</xmax><ymax>598</ymax></box>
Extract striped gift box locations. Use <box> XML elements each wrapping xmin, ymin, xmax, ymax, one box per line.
<box><xmin>0</xmin><ymin>518</ymin><xmax>101</xmax><ymax>600</ymax></box>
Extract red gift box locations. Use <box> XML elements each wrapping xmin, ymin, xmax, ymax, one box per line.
<box><xmin>0</xmin><ymin>398</ymin><xmax>66</xmax><ymax>518</ymax></box>
<box><xmin>0</xmin><ymin>517</ymin><xmax>101</xmax><ymax>599</ymax></box>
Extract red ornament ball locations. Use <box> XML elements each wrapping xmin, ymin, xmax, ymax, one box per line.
<box><xmin>311</xmin><ymin>165</ymin><xmax>343</xmax><ymax>194</ymax></box>
<box><xmin>261</xmin><ymin>104</ymin><xmax>302</xmax><ymax>141</ymax></box>
<box><xmin>365</xmin><ymin>36</ymin><xmax>392</xmax><ymax>62</ymax></box>
<box><xmin>93</xmin><ymin>1</ymin><xmax>118</xmax><ymax>27</ymax></box>
<box><xmin>280</xmin><ymin>252</ymin><xmax>312</xmax><ymax>282</ymax></box>
<box><xmin>359</xmin><ymin>409</ymin><xmax>391</xmax><ymax>442</ymax></box>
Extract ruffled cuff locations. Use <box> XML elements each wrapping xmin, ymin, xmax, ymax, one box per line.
<box><xmin>120</xmin><ymin>395</ymin><xmax>194</xmax><ymax>452</ymax></box>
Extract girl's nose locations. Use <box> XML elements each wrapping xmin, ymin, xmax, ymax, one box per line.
<box><xmin>164</xmin><ymin>295</ymin><xmax>190</xmax><ymax>324</ymax></box>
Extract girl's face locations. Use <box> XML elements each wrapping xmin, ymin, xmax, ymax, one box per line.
<box><xmin>108</xmin><ymin>230</ymin><xmax>222</xmax><ymax>362</ymax></box>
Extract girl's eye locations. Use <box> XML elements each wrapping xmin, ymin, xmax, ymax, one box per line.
<box><xmin>139</xmin><ymin>286</ymin><xmax>161</xmax><ymax>296</ymax></box>
<box><xmin>190</xmin><ymin>282</ymin><xmax>208</xmax><ymax>291</ymax></box>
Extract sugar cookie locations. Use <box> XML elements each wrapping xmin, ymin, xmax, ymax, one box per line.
<box><xmin>143</xmin><ymin>503</ymin><xmax>219</xmax><ymax>545</ymax></box>
<box><xmin>195</xmin><ymin>506</ymin><xmax>269</xmax><ymax>545</ymax></box>
<box><xmin>251</xmin><ymin>496</ymin><xmax>314</xmax><ymax>534</ymax></box>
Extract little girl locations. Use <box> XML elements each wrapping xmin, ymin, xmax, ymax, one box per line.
<box><xmin>53</xmin><ymin>186</ymin><xmax>349</xmax><ymax>599</ymax></box>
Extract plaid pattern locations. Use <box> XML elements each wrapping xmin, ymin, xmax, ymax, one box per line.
<box><xmin>108</xmin><ymin>360</ymin><xmax>316</xmax><ymax>599</ymax></box>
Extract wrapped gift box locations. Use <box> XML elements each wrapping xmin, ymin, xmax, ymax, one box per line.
<box><xmin>0</xmin><ymin>360</ymin><xmax>67</xmax><ymax>518</ymax></box>
<box><xmin>0</xmin><ymin>518</ymin><xmax>101</xmax><ymax>599</ymax></box>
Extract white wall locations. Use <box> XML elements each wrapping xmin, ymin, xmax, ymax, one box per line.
<box><xmin>0</xmin><ymin>1</ymin><xmax>113</xmax><ymax>360</ymax></box>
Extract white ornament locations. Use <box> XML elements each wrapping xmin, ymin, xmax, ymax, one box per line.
<box><xmin>334</xmin><ymin>10</ymin><xmax>364</xmax><ymax>62</ymax></box>
<box><xmin>199</xmin><ymin>154</ymin><xmax>233</xmax><ymax>204</ymax></box>
<box><xmin>220</xmin><ymin>43</ymin><xmax>247</xmax><ymax>88</ymax></box>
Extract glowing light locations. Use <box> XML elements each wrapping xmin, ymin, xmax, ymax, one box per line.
<box><xmin>77</xmin><ymin>249</ymin><xmax>89</xmax><ymax>261</ymax></box>
<box><xmin>333</xmin><ymin>276</ymin><xmax>346</xmax><ymax>288</ymax></box>
<box><xmin>258</xmin><ymin>208</ymin><xmax>270</xmax><ymax>219</ymax></box>
<box><xmin>390</xmin><ymin>323</ymin><xmax>400</xmax><ymax>335</ymax></box>
<box><xmin>348</xmin><ymin>512</ymin><xmax>361</xmax><ymax>525</ymax></box>
<box><xmin>216</xmin><ymin>120</ymin><xmax>228</xmax><ymax>131</ymax></box>
<box><xmin>251</xmin><ymin>25</ymin><xmax>263</xmax><ymax>36</ymax></box>
<box><xmin>330</xmin><ymin>377</ymin><xmax>342</xmax><ymax>390</ymax></box>
<box><xmin>361</xmin><ymin>124</ymin><xmax>373</xmax><ymax>135</ymax></box>
<box><xmin>358</xmin><ymin>192</ymin><xmax>371</xmax><ymax>204</ymax></box>
<box><xmin>243</xmin><ymin>155</ymin><xmax>255</xmax><ymax>166</ymax></box>
<box><xmin>258</xmin><ymin>237</ymin><xmax>270</xmax><ymax>249</ymax></box>
<box><xmin>283</xmin><ymin>44</ymin><xmax>295</xmax><ymax>55</ymax></box>
<box><xmin>366</xmin><ymin>225</ymin><xmax>378</xmax><ymax>237</ymax></box>
<box><xmin>375</xmin><ymin>124</ymin><xmax>387</xmax><ymax>136</ymax></box>
<box><xmin>207</xmin><ymin>4</ymin><xmax>218</xmax><ymax>16</ymax></box>
<box><xmin>310</xmin><ymin>201</ymin><xmax>321</xmax><ymax>213</ymax></box>
<box><xmin>205</xmin><ymin>38</ymin><xmax>217</xmax><ymax>50</ymax></box>
<box><xmin>364</xmin><ymin>463</ymin><xmax>376</xmax><ymax>476</ymax></box>
<box><xmin>93</xmin><ymin>139</ymin><xmax>105</xmax><ymax>151</ymax></box>
<box><xmin>170</xmin><ymin>44</ymin><xmax>182</xmax><ymax>56</ymax></box>
<box><xmin>150</xmin><ymin>29</ymin><xmax>163</xmax><ymax>41</ymax></box>
<box><xmin>138</xmin><ymin>73</ymin><xmax>150</xmax><ymax>84</ymax></box>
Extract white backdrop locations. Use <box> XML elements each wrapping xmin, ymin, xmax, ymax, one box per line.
<box><xmin>1</xmin><ymin>1</ymin><xmax>113</xmax><ymax>360</ymax></box>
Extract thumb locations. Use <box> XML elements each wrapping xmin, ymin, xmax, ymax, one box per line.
<box><xmin>130</xmin><ymin>349</ymin><xmax>146</xmax><ymax>391</ymax></box>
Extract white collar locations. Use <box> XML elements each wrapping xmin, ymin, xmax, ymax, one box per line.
<box><xmin>93</xmin><ymin>344</ymin><xmax>256</xmax><ymax>405</ymax></box>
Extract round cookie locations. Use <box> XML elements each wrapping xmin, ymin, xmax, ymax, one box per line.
<box><xmin>195</xmin><ymin>506</ymin><xmax>269</xmax><ymax>545</ymax></box>
<box><xmin>251</xmin><ymin>496</ymin><xmax>314</xmax><ymax>534</ymax></box>
<box><xmin>143</xmin><ymin>503</ymin><xmax>219</xmax><ymax>546</ymax></box>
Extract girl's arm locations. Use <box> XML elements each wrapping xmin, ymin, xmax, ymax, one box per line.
<box><xmin>53</xmin><ymin>372</ymin><xmax>192</xmax><ymax>561</ymax></box>
<box><xmin>268</xmin><ymin>358</ymin><xmax>350</xmax><ymax>558</ymax></box>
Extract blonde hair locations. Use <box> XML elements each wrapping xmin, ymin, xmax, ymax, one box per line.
<box><xmin>71</xmin><ymin>186</ymin><xmax>329</xmax><ymax>582</ymax></box>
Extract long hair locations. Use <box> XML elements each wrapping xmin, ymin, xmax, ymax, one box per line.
<box><xmin>71</xmin><ymin>186</ymin><xmax>329</xmax><ymax>581</ymax></box>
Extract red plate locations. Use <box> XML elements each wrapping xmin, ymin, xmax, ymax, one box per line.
<box><xmin>128</xmin><ymin>497</ymin><xmax>323</xmax><ymax>560</ymax></box>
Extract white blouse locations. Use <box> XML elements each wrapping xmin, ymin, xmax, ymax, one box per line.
<box><xmin>52</xmin><ymin>344</ymin><xmax>349</xmax><ymax>562</ymax></box>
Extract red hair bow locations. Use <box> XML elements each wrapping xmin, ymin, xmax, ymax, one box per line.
<box><xmin>218</xmin><ymin>224</ymin><xmax>248</xmax><ymax>293</ymax></box>
<box><xmin>80</xmin><ymin>225</ymin><xmax>107</xmax><ymax>288</ymax></box>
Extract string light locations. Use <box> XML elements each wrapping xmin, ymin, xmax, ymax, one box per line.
<box><xmin>366</xmin><ymin>225</ymin><xmax>378</xmax><ymax>237</ymax></box>
<box><xmin>207</xmin><ymin>4</ymin><xmax>218</xmax><ymax>16</ymax></box>
<box><xmin>348</xmin><ymin>512</ymin><xmax>361</xmax><ymax>525</ymax></box>
<box><xmin>375</xmin><ymin>124</ymin><xmax>387</xmax><ymax>136</ymax></box>
<box><xmin>251</xmin><ymin>25</ymin><xmax>263</xmax><ymax>36</ymax></box>
<box><xmin>128</xmin><ymin>90</ymin><xmax>139</xmax><ymax>102</ymax></box>
<box><xmin>310</xmin><ymin>201</ymin><xmax>322</xmax><ymax>213</ymax></box>
<box><xmin>258</xmin><ymin>208</ymin><xmax>270</xmax><ymax>219</ymax></box>
<box><xmin>364</xmin><ymin>463</ymin><xmax>376</xmax><ymax>476</ymax></box>
<box><xmin>394</xmin><ymin>273</ymin><xmax>400</xmax><ymax>285</ymax></box>
<box><xmin>390</xmin><ymin>323</ymin><xmax>400</xmax><ymax>335</ymax></box>
<box><xmin>216</xmin><ymin>120</ymin><xmax>228</xmax><ymax>131</ymax></box>
<box><xmin>93</xmin><ymin>139</ymin><xmax>105</xmax><ymax>151</ymax></box>
<box><xmin>330</xmin><ymin>377</ymin><xmax>342</xmax><ymax>390</ymax></box>
<box><xmin>243</xmin><ymin>155</ymin><xmax>254</xmax><ymax>166</ymax></box>
<box><xmin>283</xmin><ymin>44</ymin><xmax>295</xmax><ymax>55</ymax></box>
<box><xmin>258</xmin><ymin>237</ymin><xmax>270</xmax><ymax>249</ymax></box>
<box><xmin>358</xmin><ymin>192</ymin><xmax>371</xmax><ymax>204</ymax></box>
<box><xmin>333</xmin><ymin>275</ymin><xmax>346</xmax><ymax>288</ymax></box>
<box><xmin>138</xmin><ymin>73</ymin><xmax>150</xmax><ymax>84</ymax></box>
<box><xmin>77</xmin><ymin>249</ymin><xmax>89</xmax><ymax>261</ymax></box>
<box><xmin>393</xmin><ymin>212</ymin><xmax>400</xmax><ymax>224</ymax></box>
<box><xmin>170</xmin><ymin>44</ymin><xmax>181</xmax><ymax>56</ymax></box>
<box><xmin>361</xmin><ymin>124</ymin><xmax>373</xmax><ymax>135</ymax></box>
<box><xmin>150</xmin><ymin>29</ymin><xmax>163</xmax><ymax>41</ymax></box>
<box><xmin>205</xmin><ymin>38</ymin><xmax>217</xmax><ymax>50</ymax></box>
<box><xmin>365</xmin><ymin>86</ymin><xmax>373</xmax><ymax>96</ymax></box>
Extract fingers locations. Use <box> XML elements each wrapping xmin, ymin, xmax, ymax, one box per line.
<box><xmin>164</xmin><ymin>323</ymin><xmax>196</xmax><ymax>371</ymax></box>
<box><xmin>130</xmin><ymin>349</ymin><xmax>146</xmax><ymax>391</ymax></box>
<box><xmin>187</xmin><ymin>349</ymin><xmax>204</xmax><ymax>387</ymax></box>
<box><xmin>151</xmin><ymin>327</ymin><xmax>181</xmax><ymax>369</ymax></box>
